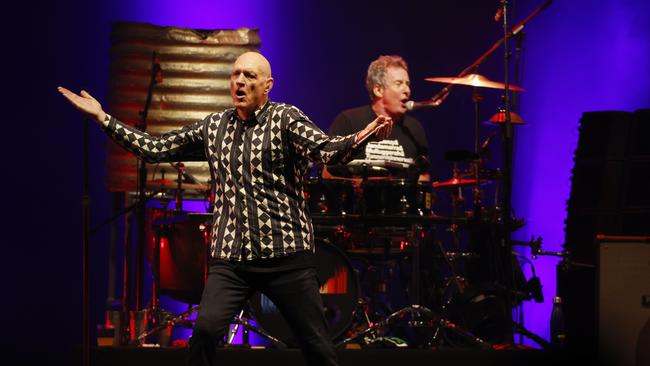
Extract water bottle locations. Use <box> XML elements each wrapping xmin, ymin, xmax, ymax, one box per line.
<box><xmin>550</xmin><ymin>296</ymin><xmax>566</xmax><ymax>347</ymax></box>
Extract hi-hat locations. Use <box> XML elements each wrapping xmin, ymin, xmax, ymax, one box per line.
<box><xmin>147</xmin><ymin>179</ymin><xmax>209</xmax><ymax>191</ymax></box>
<box><xmin>425</xmin><ymin>73</ymin><xmax>524</xmax><ymax>92</ymax></box>
<box><xmin>484</xmin><ymin>109</ymin><xmax>526</xmax><ymax>125</ymax></box>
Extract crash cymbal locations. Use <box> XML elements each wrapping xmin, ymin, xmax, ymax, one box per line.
<box><xmin>425</xmin><ymin>73</ymin><xmax>524</xmax><ymax>92</ymax></box>
<box><xmin>432</xmin><ymin>177</ymin><xmax>491</xmax><ymax>188</ymax></box>
<box><xmin>484</xmin><ymin>109</ymin><xmax>526</xmax><ymax>125</ymax></box>
<box><xmin>147</xmin><ymin>179</ymin><xmax>209</xmax><ymax>191</ymax></box>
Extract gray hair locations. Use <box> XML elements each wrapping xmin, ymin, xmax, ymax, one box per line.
<box><xmin>366</xmin><ymin>55</ymin><xmax>409</xmax><ymax>100</ymax></box>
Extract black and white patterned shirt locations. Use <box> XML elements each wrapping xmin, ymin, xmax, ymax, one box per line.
<box><xmin>103</xmin><ymin>101</ymin><xmax>367</xmax><ymax>261</ymax></box>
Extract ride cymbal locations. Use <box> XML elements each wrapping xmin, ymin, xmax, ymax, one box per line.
<box><xmin>425</xmin><ymin>73</ymin><xmax>524</xmax><ymax>92</ymax></box>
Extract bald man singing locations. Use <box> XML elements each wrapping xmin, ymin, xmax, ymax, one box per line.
<box><xmin>59</xmin><ymin>52</ymin><xmax>392</xmax><ymax>366</ymax></box>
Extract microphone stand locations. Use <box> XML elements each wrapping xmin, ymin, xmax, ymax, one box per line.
<box><xmin>116</xmin><ymin>52</ymin><xmax>161</xmax><ymax>346</ymax></box>
<box><xmin>82</xmin><ymin>118</ymin><xmax>90</xmax><ymax>366</ymax></box>
<box><xmin>499</xmin><ymin>0</ymin><xmax>515</xmax><ymax>344</ymax></box>
<box><xmin>134</xmin><ymin>52</ymin><xmax>161</xmax><ymax>315</ymax></box>
<box><xmin>417</xmin><ymin>0</ymin><xmax>553</xmax><ymax>108</ymax></box>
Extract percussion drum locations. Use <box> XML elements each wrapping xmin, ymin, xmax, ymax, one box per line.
<box><xmin>150</xmin><ymin>212</ymin><xmax>212</xmax><ymax>305</ymax></box>
<box><xmin>304</xmin><ymin>177</ymin><xmax>356</xmax><ymax>215</ymax></box>
<box><xmin>361</xmin><ymin>179</ymin><xmax>433</xmax><ymax>215</ymax></box>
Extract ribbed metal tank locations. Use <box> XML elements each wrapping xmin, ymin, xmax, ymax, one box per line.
<box><xmin>107</xmin><ymin>22</ymin><xmax>260</xmax><ymax>192</ymax></box>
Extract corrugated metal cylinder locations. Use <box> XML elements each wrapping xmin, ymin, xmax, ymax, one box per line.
<box><xmin>107</xmin><ymin>21</ymin><xmax>260</xmax><ymax>192</ymax></box>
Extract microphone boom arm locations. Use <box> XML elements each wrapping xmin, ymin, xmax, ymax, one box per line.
<box><xmin>410</xmin><ymin>0</ymin><xmax>552</xmax><ymax>110</ymax></box>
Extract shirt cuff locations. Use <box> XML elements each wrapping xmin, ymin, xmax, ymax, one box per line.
<box><xmin>102</xmin><ymin>113</ymin><xmax>111</xmax><ymax>128</ymax></box>
<box><xmin>352</xmin><ymin>127</ymin><xmax>375</xmax><ymax>149</ymax></box>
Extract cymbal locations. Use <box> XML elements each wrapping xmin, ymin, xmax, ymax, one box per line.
<box><xmin>147</xmin><ymin>179</ymin><xmax>209</xmax><ymax>191</ymax></box>
<box><xmin>484</xmin><ymin>109</ymin><xmax>525</xmax><ymax>125</ymax></box>
<box><xmin>425</xmin><ymin>73</ymin><xmax>524</xmax><ymax>92</ymax></box>
<box><xmin>432</xmin><ymin>177</ymin><xmax>490</xmax><ymax>188</ymax></box>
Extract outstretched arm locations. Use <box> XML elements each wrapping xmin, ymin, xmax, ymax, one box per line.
<box><xmin>57</xmin><ymin>87</ymin><xmax>106</xmax><ymax>124</ymax></box>
<box><xmin>285</xmin><ymin>107</ymin><xmax>393</xmax><ymax>165</ymax></box>
<box><xmin>57</xmin><ymin>86</ymin><xmax>208</xmax><ymax>163</ymax></box>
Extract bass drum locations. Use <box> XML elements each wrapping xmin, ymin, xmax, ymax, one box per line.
<box><xmin>249</xmin><ymin>240</ymin><xmax>359</xmax><ymax>346</ymax></box>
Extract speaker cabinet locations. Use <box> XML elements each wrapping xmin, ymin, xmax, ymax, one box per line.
<box><xmin>597</xmin><ymin>235</ymin><xmax>650</xmax><ymax>366</ymax></box>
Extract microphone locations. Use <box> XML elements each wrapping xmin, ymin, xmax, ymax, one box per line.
<box><xmin>406</xmin><ymin>100</ymin><xmax>434</xmax><ymax>111</ymax></box>
<box><xmin>405</xmin><ymin>89</ymin><xmax>450</xmax><ymax>110</ymax></box>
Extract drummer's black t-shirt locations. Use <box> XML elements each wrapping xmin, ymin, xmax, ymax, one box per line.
<box><xmin>328</xmin><ymin>105</ymin><xmax>429</xmax><ymax>160</ymax></box>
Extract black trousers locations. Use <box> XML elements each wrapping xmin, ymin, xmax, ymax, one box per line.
<box><xmin>187</xmin><ymin>262</ymin><xmax>338</xmax><ymax>366</ymax></box>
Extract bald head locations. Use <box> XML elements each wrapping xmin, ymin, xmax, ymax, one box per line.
<box><xmin>230</xmin><ymin>52</ymin><xmax>274</xmax><ymax>120</ymax></box>
<box><xmin>235</xmin><ymin>52</ymin><xmax>272</xmax><ymax>79</ymax></box>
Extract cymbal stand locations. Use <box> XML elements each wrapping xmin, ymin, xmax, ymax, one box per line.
<box><xmin>449</xmin><ymin>162</ymin><xmax>465</xmax><ymax>220</ymax></box>
<box><xmin>134</xmin><ymin>305</ymin><xmax>200</xmax><ymax>345</ymax></box>
<box><xmin>471</xmin><ymin>89</ymin><xmax>486</xmax><ymax>220</ymax></box>
<box><xmin>130</xmin><ymin>217</ymin><xmax>173</xmax><ymax>345</ymax></box>
<box><xmin>225</xmin><ymin>305</ymin><xmax>287</xmax><ymax>348</ymax></box>
<box><xmin>337</xmin><ymin>304</ymin><xmax>490</xmax><ymax>350</ymax></box>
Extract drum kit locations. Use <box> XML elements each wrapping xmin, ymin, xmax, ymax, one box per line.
<box><xmin>127</xmin><ymin>72</ymin><xmax>547</xmax><ymax>350</ymax></box>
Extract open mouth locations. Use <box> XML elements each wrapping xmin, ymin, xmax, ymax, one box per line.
<box><xmin>235</xmin><ymin>90</ymin><xmax>246</xmax><ymax>100</ymax></box>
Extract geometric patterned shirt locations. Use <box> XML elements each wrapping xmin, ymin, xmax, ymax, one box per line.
<box><xmin>103</xmin><ymin>101</ymin><xmax>366</xmax><ymax>261</ymax></box>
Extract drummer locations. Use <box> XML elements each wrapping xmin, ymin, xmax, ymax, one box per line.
<box><xmin>325</xmin><ymin>55</ymin><xmax>430</xmax><ymax>182</ymax></box>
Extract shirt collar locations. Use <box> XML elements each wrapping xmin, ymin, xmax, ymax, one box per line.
<box><xmin>231</xmin><ymin>100</ymin><xmax>271</xmax><ymax>125</ymax></box>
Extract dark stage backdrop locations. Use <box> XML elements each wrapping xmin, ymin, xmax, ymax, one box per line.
<box><xmin>5</xmin><ymin>0</ymin><xmax>649</xmax><ymax>364</ymax></box>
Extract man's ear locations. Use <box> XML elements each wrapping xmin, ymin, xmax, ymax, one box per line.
<box><xmin>373</xmin><ymin>85</ymin><xmax>383</xmax><ymax>98</ymax></box>
<box><xmin>265</xmin><ymin>77</ymin><xmax>274</xmax><ymax>94</ymax></box>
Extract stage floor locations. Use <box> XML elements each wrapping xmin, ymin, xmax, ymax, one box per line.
<box><xmin>92</xmin><ymin>346</ymin><xmax>597</xmax><ymax>366</ymax></box>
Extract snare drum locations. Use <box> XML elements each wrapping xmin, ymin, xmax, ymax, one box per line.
<box><xmin>361</xmin><ymin>179</ymin><xmax>433</xmax><ymax>215</ymax></box>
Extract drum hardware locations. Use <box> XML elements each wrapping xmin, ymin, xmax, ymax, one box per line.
<box><xmin>444</xmin><ymin>251</ymin><xmax>480</xmax><ymax>260</ymax></box>
<box><xmin>425</xmin><ymin>67</ymin><xmax>521</xmax><ymax>220</ymax></box>
<box><xmin>225</xmin><ymin>306</ymin><xmax>287</xmax><ymax>348</ymax></box>
<box><xmin>336</xmin><ymin>222</ymin><xmax>492</xmax><ymax>349</ymax></box>
<box><xmin>414</xmin><ymin>8</ymin><xmax>552</xmax><ymax>343</ymax></box>
<box><xmin>336</xmin><ymin>304</ymin><xmax>491</xmax><ymax>350</ymax></box>
<box><xmin>132</xmin><ymin>305</ymin><xmax>200</xmax><ymax>346</ymax></box>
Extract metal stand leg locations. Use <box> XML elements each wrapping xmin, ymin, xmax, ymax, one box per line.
<box><xmin>134</xmin><ymin>305</ymin><xmax>200</xmax><ymax>345</ymax></box>
<box><xmin>337</xmin><ymin>223</ymin><xmax>491</xmax><ymax>350</ymax></box>
<box><xmin>225</xmin><ymin>304</ymin><xmax>287</xmax><ymax>348</ymax></box>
